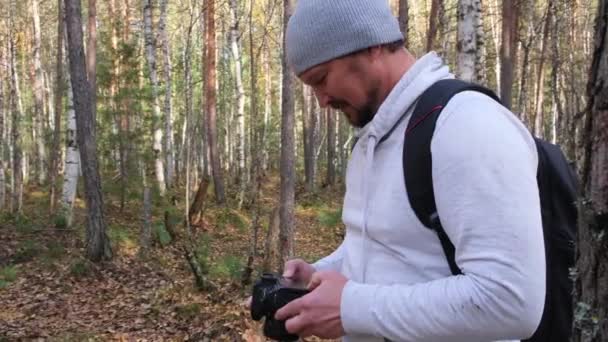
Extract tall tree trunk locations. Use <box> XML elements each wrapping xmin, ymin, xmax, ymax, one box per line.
<box><xmin>279</xmin><ymin>0</ymin><xmax>296</xmax><ymax>269</ymax></box>
<box><xmin>0</xmin><ymin>63</ymin><xmax>5</xmax><ymax>211</ymax></box>
<box><xmin>489</xmin><ymin>0</ymin><xmax>502</xmax><ymax>94</ymax></box>
<box><xmin>108</xmin><ymin>0</ymin><xmax>127</xmax><ymax>211</ymax></box>
<box><xmin>230</xmin><ymin>0</ymin><xmax>247</xmax><ymax>208</ymax></box>
<box><xmin>456</xmin><ymin>0</ymin><xmax>480</xmax><ymax>81</ymax></box>
<box><xmin>61</xmin><ymin>73</ymin><xmax>79</xmax><ymax>227</ymax></box>
<box><xmin>249</xmin><ymin>0</ymin><xmax>263</xmax><ymax>207</ymax></box>
<box><xmin>262</xmin><ymin>47</ymin><xmax>272</xmax><ymax>172</ymax></box>
<box><xmin>474</xmin><ymin>0</ymin><xmax>486</xmax><ymax>84</ymax></box>
<box><xmin>398</xmin><ymin>0</ymin><xmax>409</xmax><ymax>47</ymax></box>
<box><xmin>143</xmin><ymin>0</ymin><xmax>167</xmax><ymax>197</ymax></box>
<box><xmin>551</xmin><ymin>0</ymin><xmax>565</xmax><ymax>147</ymax></box>
<box><xmin>573</xmin><ymin>0</ymin><xmax>608</xmax><ymax>340</ymax></box>
<box><xmin>159</xmin><ymin>0</ymin><xmax>174</xmax><ymax>190</ymax></box>
<box><xmin>32</xmin><ymin>0</ymin><xmax>48</xmax><ymax>185</ymax></box>
<box><xmin>205</xmin><ymin>0</ymin><xmax>225</xmax><ymax>204</ymax></box>
<box><xmin>50</xmin><ymin>0</ymin><xmax>65</xmax><ymax>213</ymax></box>
<box><xmin>87</xmin><ymin>0</ymin><xmax>97</xmax><ymax>123</ymax></box>
<box><xmin>302</xmin><ymin>86</ymin><xmax>315</xmax><ymax>192</ymax></box>
<box><xmin>65</xmin><ymin>0</ymin><xmax>112</xmax><ymax>262</ymax></box>
<box><xmin>500</xmin><ymin>0</ymin><xmax>519</xmax><ymax>109</ymax></box>
<box><xmin>9</xmin><ymin>9</ymin><xmax>23</xmax><ymax>214</ymax></box>
<box><xmin>517</xmin><ymin>4</ymin><xmax>539</xmax><ymax>125</ymax></box>
<box><xmin>533</xmin><ymin>1</ymin><xmax>554</xmax><ymax>138</ymax></box>
<box><xmin>326</xmin><ymin>108</ymin><xmax>336</xmax><ymax>186</ymax></box>
<box><xmin>427</xmin><ymin>0</ymin><xmax>443</xmax><ymax>52</ymax></box>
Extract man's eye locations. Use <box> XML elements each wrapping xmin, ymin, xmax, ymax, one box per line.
<box><xmin>316</xmin><ymin>75</ymin><xmax>326</xmax><ymax>86</ymax></box>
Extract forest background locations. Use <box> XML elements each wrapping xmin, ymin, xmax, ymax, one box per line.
<box><xmin>0</xmin><ymin>0</ymin><xmax>607</xmax><ymax>340</ymax></box>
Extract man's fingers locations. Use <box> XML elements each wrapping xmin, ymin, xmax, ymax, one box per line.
<box><xmin>283</xmin><ymin>260</ymin><xmax>297</xmax><ymax>278</ymax></box>
<box><xmin>284</xmin><ymin>313</ymin><xmax>311</xmax><ymax>335</ymax></box>
<box><xmin>275</xmin><ymin>297</ymin><xmax>304</xmax><ymax>321</ymax></box>
<box><xmin>307</xmin><ymin>271</ymin><xmax>324</xmax><ymax>290</ymax></box>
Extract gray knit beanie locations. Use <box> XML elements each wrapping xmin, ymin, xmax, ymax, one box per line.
<box><xmin>286</xmin><ymin>0</ymin><xmax>404</xmax><ymax>75</ymax></box>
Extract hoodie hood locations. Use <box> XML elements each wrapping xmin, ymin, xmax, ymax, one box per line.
<box><xmin>353</xmin><ymin>52</ymin><xmax>452</xmax><ymax>282</ymax></box>
<box><xmin>356</xmin><ymin>52</ymin><xmax>453</xmax><ymax>143</ymax></box>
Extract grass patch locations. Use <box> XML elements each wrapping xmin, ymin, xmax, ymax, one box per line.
<box><xmin>0</xmin><ymin>265</ymin><xmax>18</xmax><ymax>288</ymax></box>
<box><xmin>69</xmin><ymin>259</ymin><xmax>92</xmax><ymax>278</ymax></box>
<box><xmin>154</xmin><ymin>222</ymin><xmax>172</xmax><ymax>247</ymax></box>
<box><xmin>216</xmin><ymin>208</ymin><xmax>249</xmax><ymax>233</ymax></box>
<box><xmin>41</xmin><ymin>241</ymin><xmax>66</xmax><ymax>265</ymax></box>
<box><xmin>194</xmin><ymin>235</ymin><xmax>211</xmax><ymax>274</ymax></box>
<box><xmin>13</xmin><ymin>239</ymin><xmax>41</xmax><ymax>263</ymax></box>
<box><xmin>210</xmin><ymin>254</ymin><xmax>242</xmax><ymax>280</ymax></box>
<box><xmin>53</xmin><ymin>214</ymin><xmax>68</xmax><ymax>229</ymax></box>
<box><xmin>317</xmin><ymin>208</ymin><xmax>342</xmax><ymax>227</ymax></box>
<box><xmin>108</xmin><ymin>224</ymin><xmax>137</xmax><ymax>250</ymax></box>
<box><xmin>14</xmin><ymin>214</ymin><xmax>35</xmax><ymax>233</ymax></box>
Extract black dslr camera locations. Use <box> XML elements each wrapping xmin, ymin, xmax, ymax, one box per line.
<box><xmin>250</xmin><ymin>273</ymin><xmax>310</xmax><ymax>341</ymax></box>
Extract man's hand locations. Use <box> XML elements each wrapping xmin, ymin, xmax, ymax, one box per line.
<box><xmin>274</xmin><ymin>270</ymin><xmax>348</xmax><ymax>339</ymax></box>
<box><xmin>283</xmin><ymin>258</ymin><xmax>316</xmax><ymax>285</ymax></box>
<box><xmin>244</xmin><ymin>259</ymin><xmax>316</xmax><ymax>310</ymax></box>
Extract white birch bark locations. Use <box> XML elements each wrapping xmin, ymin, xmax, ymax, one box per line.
<box><xmin>61</xmin><ymin>74</ymin><xmax>80</xmax><ymax>227</ymax></box>
<box><xmin>143</xmin><ymin>0</ymin><xmax>166</xmax><ymax>196</ymax></box>
<box><xmin>457</xmin><ymin>0</ymin><xmax>479</xmax><ymax>82</ymax></box>
<box><xmin>32</xmin><ymin>0</ymin><xmax>48</xmax><ymax>185</ymax></box>
<box><xmin>230</xmin><ymin>0</ymin><xmax>247</xmax><ymax>207</ymax></box>
<box><xmin>159</xmin><ymin>0</ymin><xmax>174</xmax><ymax>188</ymax></box>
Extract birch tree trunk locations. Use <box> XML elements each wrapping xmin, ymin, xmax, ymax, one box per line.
<box><xmin>9</xmin><ymin>9</ymin><xmax>23</xmax><ymax>214</ymax></box>
<box><xmin>279</xmin><ymin>0</ymin><xmax>296</xmax><ymax>269</ymax></box>
<box><xmin>50</xmin><ymin>0</ymin><xmax>65</xmax><ymax>213</ymax></box>
<box><xmin>474</xmin><ymin>0</ymin><xmax>485</xmax><ymax>84</ymax></box>
<box><xmin>32</xmin><ymin>0</ymin><xmax>48</xmax><ymax>185</ymax></box>
<box><xmin>456</xmin><ymin>0</ymin><xmax>479</xmax><ymax>82</ymax></box>
<box><xmin>65</xmin><ymin>0</ymin><xmax>112</xmax><ymax>262</ymax></box>
<box><xmin>159</xmin><ymin>0</ymin><xmax>174</xmax><ymax>189</ymax></box>
<box><xmin>573</xmin><ymin>0</ymin><xmax>608</xmax><ymax>340</ymax></box>
<box><xmin>205</xmin><ymin>0</ymin><xmax>225</xmax><ymax>204</ymax></box>
<box><xmin>87</xmin><ymin>0</ymin><xmax>97</xmax><ymax>123</ymax></box>
<box><xmin>302</xmin><ymin>86</ymin><xmax>315</xmax><ymax>192</ymax></box>
<box><xmin>61</xmin><ymin>74</ymin><xmax>79</xmax><ymax>227</ymax></box>
<box><xmin>143</xmin><ymin>0</ymin><xmax>167</xmax><ymax>197</ymax></box>
<box><xmin>489</xmin><ymin>0</ymin><xmax>502</xmax><ymax>94</ymax></box>
<box><xmin>230</xmin><ymin>0</ymin><xmax>247</xmax><ymax>208</ymax></box>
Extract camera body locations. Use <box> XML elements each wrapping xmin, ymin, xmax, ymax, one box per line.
<box><xmin>250</xmin><ymin>273</ymin><xmax>310</xmax><ymax>341</ymax></box>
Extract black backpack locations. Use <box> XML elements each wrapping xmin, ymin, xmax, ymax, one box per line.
<box><xmin>404</xmin><ymin>79</ymin><xmax>578</xmax><ymax>342</ymax></box>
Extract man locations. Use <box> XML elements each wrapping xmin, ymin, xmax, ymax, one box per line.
<box><xmin>271</xmin><ymin>0</ymin><xmax>546</xmax><ymax>341</ymax></box>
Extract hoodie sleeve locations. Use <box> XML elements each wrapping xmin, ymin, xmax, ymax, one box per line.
<box><xmin>340</xmin><ymin>92</ymin><xmax>546</xmax><ymax>342</ymax></box>
<box><xmin>312</xmin><ymin>240</ymin><xmax>346</xmax><ymax>272</ymax></box>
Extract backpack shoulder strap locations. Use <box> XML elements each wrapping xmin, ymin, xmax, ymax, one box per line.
<box><xmin>404</xmin><ymin>79</ymin><xmax>500</xmax><ymax>275</ymax></box>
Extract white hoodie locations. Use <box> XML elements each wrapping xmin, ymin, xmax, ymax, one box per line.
<box><xmin>312</xmin><ymin>52</ymin><xmax>546</xmax><ymax>342</ymax></box>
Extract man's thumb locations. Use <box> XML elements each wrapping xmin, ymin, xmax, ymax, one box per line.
<box><xmin>307</xmin><ymin>272</ymin><xmax>323</xmax><ymax>290</ymax></box>
<box><xmin>283</xmin><ymin>266</ymin><xmax>294</xmax><ymax>278</ymax></box>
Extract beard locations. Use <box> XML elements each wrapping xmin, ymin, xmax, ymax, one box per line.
<box><xmin>329</xmin><ymin>88</ymin><xmax>379</xmax><ymax>128</ymax></box>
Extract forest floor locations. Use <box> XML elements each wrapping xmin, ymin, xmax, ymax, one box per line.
<box><xmin>0</xmin><ymin>173</ymin><xmax>345</xmax><ymax>341</ymax></box>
